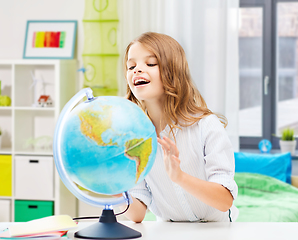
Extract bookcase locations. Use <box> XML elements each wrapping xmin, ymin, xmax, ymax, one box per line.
<box><xmin>0</xmin><ymin>59</ymin><xmax>77</xmax><ymax>222</ymax></box>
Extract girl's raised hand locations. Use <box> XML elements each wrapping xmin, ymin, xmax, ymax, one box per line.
<box><xmin>157</xmin><ymin>136</ymin><xmax>183</xmax><ymax>183</ymax></box>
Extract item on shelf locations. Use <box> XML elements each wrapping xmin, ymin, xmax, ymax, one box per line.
<box><xmin>14</xmin><ymin>200</ymin><xmax>54</xmax><ymax>222</ymax></box>
<box><xmin>0</xmin><ymin>127</ymin><xmax>2</xmax><ymax>149</ymax></box>
<box><xmin>0</xmin><ymin>155</ymin><xmax>12</xmax><ymax>196</ymax></box>
<box><xmin>24</xmin><ymin>136</ymin><xmax>53</xmax><ymax>150</ymax></box>
<box><xmin>0</xmin><ymin>199</ymin><xmax>10</xmax><ymax>221</ymax></box>
<box><xmin>29</xmin><ymin>71</ymin><xmax>53</xmax><ymax>107</ymax></box>
<box><xmin>38</xmin><ymin>95</ymin><xmax>53</xmax><ymax>107</ymax></box>
<box><xmin>0</xmin><ymin>95</ymin><xmax>11</xmax><ymax>106</ymax></box>
<box><xmin>15</xmin><ymin>156</ymin><xmax>54</xmax><ymax>200</ymax></box>
<box><xmin>0</xmin><ymin>80</ymin><xmax>12</xmax><ymax>107</ymax></box>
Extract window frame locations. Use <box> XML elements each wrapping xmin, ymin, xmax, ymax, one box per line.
<box><xmin>239</xmin><ymin>0</ymin><xmax>274</xmax><ymax>149</ymax></box>
<box><xmin>240</xmin><ymin>0</ymin><xmax>298</xmax><ymax>150</ymax></box>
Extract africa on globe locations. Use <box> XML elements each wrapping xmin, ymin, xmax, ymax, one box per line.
<box><xmin>59</xmin><ymin>94</ymin><xmax>157</xmax><ymax>195</ymax></box>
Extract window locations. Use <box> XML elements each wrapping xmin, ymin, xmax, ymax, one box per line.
<box><xmin>239</xmin><ymin>0</ymin><xmax>298</xmax><ymax>150</ymax></box>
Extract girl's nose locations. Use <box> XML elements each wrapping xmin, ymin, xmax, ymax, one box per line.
<box><xmin>134</xmin><ymin>68</ymin><xmax>143</xmax><ymax>74</ymax></box>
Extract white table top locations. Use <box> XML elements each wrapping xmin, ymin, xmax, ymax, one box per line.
<box><xmin>69</xmin><ymin>221</ymin><xmax>298</xmax><ymax>240</ymax></box>
<box><xmin>2</xmin><ymin>221</ymin><xmax>298</xmax><ymax>240</ymax></box>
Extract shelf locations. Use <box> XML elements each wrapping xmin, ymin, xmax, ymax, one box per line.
<box><xmin>0</xmin><ymin>59</ymin><xmax>77</xmax><ymax>221</ymax></box>
<box><xmin>0</xmin><ymin>107</ymin><xmax>55</xmax><ymax>111</ymax></box>
<box><xmin>0</xmin><ymin>196</ymin><xmax>12</xmax><ymax>200</ymax></box>
<box><xmin>14</xmin><ymin>150</ymin><xmax>53</xmax><ymax>156</ymax></box>
<box><xmin>0</xmin><ymin>148</ymin><xmax>12</xmax><ymax>154</ymax></box>
<box><xmin>14</xmin><ymin>109</ymin><xmax>55</xmax><ymax>153</ymax></box>
<box><xmin>14</xmin><ymin>107</ymin><xmax>55</xmax><ymax>111</ymax></box>
<box><xmin>14</xmin><ymin>197</ymin><xmax>55</xmax><ymax>201</ymax></box>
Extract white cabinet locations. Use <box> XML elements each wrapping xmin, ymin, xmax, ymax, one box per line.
<box><xmin>15</xmin><ymin>156</ymin><xmax>54</xmax><ymax>200</ymax></box>
<box><xmin>0</xmin><ymin>60</ymin><xmax>77</xmax><ymax>221</ymax></box>
<box><xmin>0</xmin><ymin>200</ymin><xmax>11</xmax><ymax>222</ymax></box>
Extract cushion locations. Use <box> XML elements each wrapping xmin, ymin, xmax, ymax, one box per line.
<box><xmin>234</xmin><ymin>152</ymin><xmax>292</xmax><ymax>184</ymax></box>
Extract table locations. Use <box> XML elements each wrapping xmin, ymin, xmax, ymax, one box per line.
<box><xmin>1</xmin><ymin>221</ymin><xmax>298</xmax><ymax>240</ymax></box>
<box><xmin>67</xmin><ymin>221</ymin><xmax>298</xmax><ymax>240</ymax></box>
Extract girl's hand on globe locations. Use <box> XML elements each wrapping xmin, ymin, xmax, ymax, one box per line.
<box><xmin>157</xmin><ymin>136</ymin><xmax>183</xmax><ymax>183</ymax></box>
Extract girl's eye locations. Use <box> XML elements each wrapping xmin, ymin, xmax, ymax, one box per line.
<box><xmin>128</xmin><ymin>66</ymin><xmax>135</xmax><ymax>70</ymax></box>
<box><xmin>147</xmin><ymin>63</ymin><xmax>157</xmax><ymax>67</ymax></box>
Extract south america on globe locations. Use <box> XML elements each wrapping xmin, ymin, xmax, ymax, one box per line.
<box><xmin>60</xmin><ymin>96</ymin><xmax>157</xmax><ymax>195</ymax></box>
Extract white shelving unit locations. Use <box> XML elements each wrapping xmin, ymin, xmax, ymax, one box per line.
<box><xmin>0</xmin><ymin>59</ymin><xmax>77</xmax><ymax>222</ymax></box>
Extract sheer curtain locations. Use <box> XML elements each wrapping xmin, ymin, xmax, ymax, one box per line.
<box><xmin>118</xmin><ymin>0</ymin><xmax>239</xmax><ymax>151</ymax></box>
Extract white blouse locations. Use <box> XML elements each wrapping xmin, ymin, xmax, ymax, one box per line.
<box><xmin>130</xmin><ymin>114</ymin><xmax>239</xmax><ymax>222</ymax></box>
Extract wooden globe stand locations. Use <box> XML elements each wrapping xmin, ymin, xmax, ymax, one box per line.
<box><xmin>74</xmin><ymin>209</ymin><xmax>142</xmax><ymax>239</ymax></box>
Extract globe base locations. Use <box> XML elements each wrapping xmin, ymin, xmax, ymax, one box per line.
<box><xmin>74</xmin><ymin>209</ymin><xmax>142</xmax><ymax>239</ymax></box>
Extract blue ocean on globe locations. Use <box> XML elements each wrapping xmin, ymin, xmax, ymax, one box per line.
<box><xmin>60</xmin><ymin>96</ymin><xmax>157</xmax><ymax>195</ymax></box>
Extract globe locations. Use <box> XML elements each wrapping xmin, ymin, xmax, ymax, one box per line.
<box><xmin>53</xmin><ymin>88</ymin><xmax>157</xmax><ymax>207</ymax></box>
<box><xmin>258</xmin><ymin>139</ymin><xmax>272</xmax><ymax>153</ymax></box>
<box><xmin>53</xmin><ymin>88</ymin><xmax>157</xmax><ymax>239</ymax></box>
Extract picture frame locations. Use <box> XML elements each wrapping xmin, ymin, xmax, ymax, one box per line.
<box><xmin>23</xmin><ymin>20</ymin><xmax>77</xmax><ymax>59</ymax></box>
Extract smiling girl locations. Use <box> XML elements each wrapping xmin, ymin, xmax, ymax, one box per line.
<box><xmin>123</xmin><ymin>32</ymin><xmax>238</xmax><ymax>223</ymax></box>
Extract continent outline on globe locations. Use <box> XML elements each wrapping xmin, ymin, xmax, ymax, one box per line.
<box><xmin>124</xmin><ymin>138</ymin><xmax>153</xmax><ymax>183</ymax></box>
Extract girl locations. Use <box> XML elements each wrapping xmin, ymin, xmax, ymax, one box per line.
<box><xmin>123</xmin><ymin>32</ymin><xmax>238</xmax><ymax>223</ymax></box>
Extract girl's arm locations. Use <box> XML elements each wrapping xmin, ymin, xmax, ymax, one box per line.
<box><xmin>174</xmin><ymin>170</ymin><xmax>233</xmax><ymax>212</ymax></box>
<box><xmin>157</xmin><ymin>136</ymin><xmax>233</xmax><ymax>212</ymax></box>
<box><xmin>115</xmin><ymin>194</ymin><xmax>147</xmax><ymax>223</ymax></box>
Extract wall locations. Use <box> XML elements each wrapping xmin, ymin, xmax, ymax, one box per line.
<box><xmin>0</xmin><ymin>0</ymin><xmax>85</xmax><ymax>90</ymax></box>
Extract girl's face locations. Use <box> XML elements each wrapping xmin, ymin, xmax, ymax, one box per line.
<box><xmin>126</xmin><ymin>42</ymin><xmax>165</xmax><ymax>103</ymax></box>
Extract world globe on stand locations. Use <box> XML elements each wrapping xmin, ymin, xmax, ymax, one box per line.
<box><xmin>258</xmin><ymin>139</ymin><xmax>272</xmax><ymax>153</ymax></box>
<box><xmin>53</xmin><ymin>88</ymin><xmax>157</xmax><ymax>239</ymax></box>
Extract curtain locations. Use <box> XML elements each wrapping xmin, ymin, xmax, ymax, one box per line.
<box><xmin>118</xmin><ymin>0</ymin><xmax>239</xmax><ymax>151</ymax></box>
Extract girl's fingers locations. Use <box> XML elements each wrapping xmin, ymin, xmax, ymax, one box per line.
<box><xmin>162</xmin><ymin>136</ymin><xmax>179</xmax><ymax>157</ymax></box>
<box><xmin>157</xmin><ymin>137</ymin><xmax>171</xmax><ymax>153</ymax></box>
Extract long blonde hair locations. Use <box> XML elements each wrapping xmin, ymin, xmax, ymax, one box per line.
<box><xmin>124</xmin><ymin>32</ymin><xmax>227</xmax><ymax>135</ymax></box>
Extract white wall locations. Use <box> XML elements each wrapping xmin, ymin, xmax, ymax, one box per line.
<box><xmin>0</xmin><ymin>0</ymin><xmax>84</xmax><ymax>59</ymax></box>
<box><xmin>0</xmin><ymin>0</ymin><xmax>85</xmax><ymax>89</ymax></box>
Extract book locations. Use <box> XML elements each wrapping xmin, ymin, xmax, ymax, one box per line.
<box><xmin>0</xmin><ymin>215</ymin><xmax>77</xmax><ymax>239</ymax></box>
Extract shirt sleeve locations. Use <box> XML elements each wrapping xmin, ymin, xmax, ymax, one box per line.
<box><xmin>129</xmin><ymin>179</ymin><xmax>152</xmax><ymax>208</ymax></box>
<box><xmin>200</xmin><ymin>114</ymin><xmax>238</xmax><ymax>199</ymax></box>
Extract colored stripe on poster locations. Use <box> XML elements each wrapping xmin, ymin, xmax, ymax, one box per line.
<box><xmin>32</xmin><ymin>31</ymin><xmax>65</xmax><ymax>48</ymax></box>
<box><xmin>59</xmin><ymin>32</ymin><xmax>66</xmax><ymax>48</ymax></box>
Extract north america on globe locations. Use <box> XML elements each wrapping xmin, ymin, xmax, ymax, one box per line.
<box><xmin>78</xmin><ymin>106</ymin><xmax>118</xmax><ymax>147</ymax></box>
